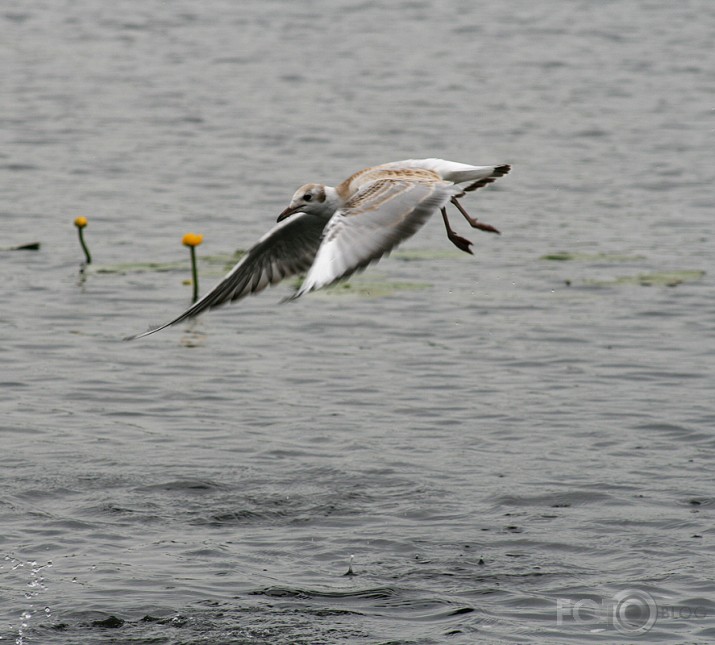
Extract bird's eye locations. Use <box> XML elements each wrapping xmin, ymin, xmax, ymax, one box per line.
<box><xmin>303</xmin><ymin>193</ymin><xmax>312</xmax><ymax>202</ymax></box>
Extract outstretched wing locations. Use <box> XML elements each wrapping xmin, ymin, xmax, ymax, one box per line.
<box><xmin>288</xmin><ymin>178</ymin><xmax>457</xmax><ymax>299</ymax></box>
<box><xmin>126</xmin><ymin>211</ymin><xmax>327</xmax><ymax>339</ymax></box>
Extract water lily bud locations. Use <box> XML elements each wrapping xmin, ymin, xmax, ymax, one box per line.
<box><xmin>182</xmin><ymin>233</ymin><xmax>203</xmax><ymax>247</ymax></box>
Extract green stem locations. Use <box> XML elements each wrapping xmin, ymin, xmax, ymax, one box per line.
<box><xmin>190</xmin><ymin>245</ymin><xmax>198</xmax><ymax>303</ymax></box>
<box><xmin>78</xmin><ymin>228</ymin><xmax>92</xmax><ymax>264</ymax></box>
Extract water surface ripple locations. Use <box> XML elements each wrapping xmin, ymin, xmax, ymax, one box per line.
<box><xmin>2</xmin><ymin>1</ymin><xmax>713</xmax><ymax>643</ymax></box>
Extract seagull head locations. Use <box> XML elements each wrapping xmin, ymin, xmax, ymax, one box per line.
<box><xmin>277</xmin><ymin>183</ymin><xmax>340</xmax><ymax>222</ymax></box>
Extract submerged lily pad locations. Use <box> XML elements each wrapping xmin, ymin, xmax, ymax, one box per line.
<box><xmin>92</xmin><ymin>248</ymin><xmax>457</xmax><ymax>277</ymax></box>
<box><xmin>393</xmin><ymin>248</ymin><xmax>464</xmax><ymax>261</ymax></box>
<box><xmin>95</xmin><ymin>261</ymin><xmax>185</xmax><ymax>274</ymax></box>
<box><xmin>541</xmin><ymin>251</ymin><xmax>646</xmax><ymax>262</ymax></box>
<box><xmin>287</xmin><ymin>276</ymin><xmax>431</xmax><ymax>298</ymax></box>
<box><xmin>326</xmin><ymin>280</ymin><xmax>431</xmax><ymax>297</ymax></box>
<box><xmin>93</xmin><ymin>253</ymin><xmax>242</xmax><ymax>275</ymax></box>
<box><xmin>584</xmin><ymin>270</ymin><xmax>705</xmax><ymax>288</ymax></box>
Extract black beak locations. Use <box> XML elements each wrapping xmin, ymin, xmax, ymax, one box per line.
<box><xmin>277</xmin><ymin>205</ymin><xmax>300</xmax><ymax>222</ymax></box>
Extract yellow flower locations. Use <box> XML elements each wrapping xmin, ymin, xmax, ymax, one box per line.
<box><xmin>74</xmin><ymin>216</ymin><xmax>88</xmax><ymax>229</ymax></box>
<box><xmin>182</xmin><ymin>232</ymin><xmax>203</xmax><ymax>247</ymax></box>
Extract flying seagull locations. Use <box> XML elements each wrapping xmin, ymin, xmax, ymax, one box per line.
<box><xmin>126</xmin><ymin>158</ymin><xmax>510</xmax><ymax>339</ymax></box>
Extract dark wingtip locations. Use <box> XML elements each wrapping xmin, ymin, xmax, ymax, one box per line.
<box><xmin>122</xmin><ymin>329</ymin><xmax>152</xmax><ymax>341</ymax></box>
<box><xmin>463</xmin><ymin>164</ymin><xmax>512</xmax><ymax>192</ymax></box>
<box><xmin>123</xmin><ymin>323</ymin><xmax>167</xmax><ymax>341</ymax></box>
<box><xmin>279</xmin><ymin>288</ymin><xmax>305</xmax><ymax>304</ymax></box>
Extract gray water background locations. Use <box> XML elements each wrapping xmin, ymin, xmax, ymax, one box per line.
<box><xmin>2</xmin><ymin>0</ymin><xmax>714</xmax><ymax>643</ymax></box>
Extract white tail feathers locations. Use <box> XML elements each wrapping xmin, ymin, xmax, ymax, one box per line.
<box><xmin>379</xmin><ymin>158</ymin><xmax>510</xmax><ymax>187</ymax></box>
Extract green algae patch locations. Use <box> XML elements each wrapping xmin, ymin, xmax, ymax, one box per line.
<box><xmin>540</xmin><ymin>251</ymin><xmax>646</xmax><ymax>262</ymax></box>
<box><xmin>93</xmin><ymin>253</ymin><xmax>241</xmax><ymax>276</ymax></box>
<box><xmin>393</xmin><ymin>248</ymin><xmax>465</xmax><ymax>261</ymax></box>
<box><xmin>325</xmin><ymin>280</ymin><xmax>431</xmax><ymax>298</ymax></box>
<box><xmin>94</xmin><ymin>261</ymin><xmax>185</xmax><ymax>274</ymax></box>
<box><xmin>584</xmin><ymin>270</ymin><xmax>705</xmax><ymax>288</ymax></box>
<box><xmin>287</xmin><ymin>276</ymin><xmax>431</xmax><ymax>298</ymax></box>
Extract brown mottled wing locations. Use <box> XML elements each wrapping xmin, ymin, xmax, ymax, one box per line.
<box><xmin>289</xmin><ymin>178</ymin><xmax>456</xmax><ymax>298</ymax></box>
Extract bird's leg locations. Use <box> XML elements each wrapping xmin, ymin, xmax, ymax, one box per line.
<box><xmin>451</xmin><ymin>197</ymin><xmax>501</xmax><ymax>234</ymax></box>
<box><xmin>441</xmin><ymin>207</ymin><xmax>473</xmax><ymax>255</ymax></box>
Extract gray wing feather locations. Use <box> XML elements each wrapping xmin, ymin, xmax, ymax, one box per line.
<box><xmin>126</xmin><ymin>211</ymin><xmax>327</xmax><ymax>339</ymax></box>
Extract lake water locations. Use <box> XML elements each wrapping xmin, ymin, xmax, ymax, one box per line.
<box><xmin>2</xmin><ymin>1</ymin><xmax>714</xmax><ymax>643</ymax></box>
